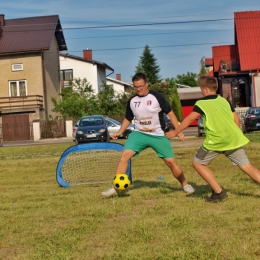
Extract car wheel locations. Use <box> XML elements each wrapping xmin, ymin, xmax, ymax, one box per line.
<box><xmin>243</xmin><ymin>128</ymin><xmax>248</xmax><ymax>133</ymax></box>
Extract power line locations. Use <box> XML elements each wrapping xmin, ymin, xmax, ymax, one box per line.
<box><xmin>67</xmin><ymin>29</ymin><xmax>233</xmax><ymax>40</ymax></box>
<box><xmin>3</xmin><ymin>17</ymin><xmax>233</xmax><ymax>32</ymax></box>
<box><xmin>65</xmin><ymin>18</ymin><xmax>233</xmax><ymax>30</ymax></box>
<box><xmin>80</xmin><ymin>12</ymin><xmax>232</xmax><ymax>23</ymax></box>
<box><xmin>65</xmin><ymin>41</ymin><xmax>233</xmax><ymax>53</ymax></box>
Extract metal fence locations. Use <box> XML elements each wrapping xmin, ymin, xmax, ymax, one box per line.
<box><xmin>40</xmin><ymin>119</ymin><xmax>66</xmax><ymax>139</ymax></box>
<box><xmin>235</xmin><ymin>107</ymin><xmax>248</xmax><ymax>130</ymax></box>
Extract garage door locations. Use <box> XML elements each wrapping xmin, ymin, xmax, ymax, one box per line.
<box><xmin>2</xmin><ymin>114</ymin><xmax>31</xmax><ymax>142</ymax></box>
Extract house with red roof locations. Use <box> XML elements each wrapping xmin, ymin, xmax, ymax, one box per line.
<box><xmin>205</xmin><ymin>10</ymin><xmax>260</xmax><ymax>108</ymax></box>
<box><xmin>0</xmin><ymin>14</ymin><xmax>67</xmax><ymax>141</ymax></box>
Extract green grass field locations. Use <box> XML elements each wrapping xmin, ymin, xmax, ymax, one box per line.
<box><xmin>1</xmin><ymin>133</ymin><xmax>260</xmax><ymax>259</ymax></box>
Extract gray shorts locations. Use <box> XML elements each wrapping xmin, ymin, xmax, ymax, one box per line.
<box><xmin>194</xmin><ymin>146</ymin><xmax>249</xmax><ymax>166</ymax></box>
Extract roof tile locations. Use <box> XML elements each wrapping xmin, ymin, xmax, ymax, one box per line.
<box><xmin>0</xmin><ymin>15</ymin><xmax>67</xmax><ymax>54</ymax></box>
<box><xmin>235</xmin><ymin>11</ymin><xmax>260</xmax><ymax>70</ymax></box>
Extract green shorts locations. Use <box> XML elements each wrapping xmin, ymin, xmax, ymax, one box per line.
<box><xmin>123</xmin><ymin>131</ymin><xmax>174</xmax><ymax>158</ymax></box>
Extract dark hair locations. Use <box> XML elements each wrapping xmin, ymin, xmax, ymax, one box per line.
<box><xmin>199</xmin><ymin>76</ymin><xmax>218</xmax><ymax>91</ymax></box>
<box><xmin>132</xmin><ymin>72</ymin><xmax>147</xmax><ymax>83</ymax></box>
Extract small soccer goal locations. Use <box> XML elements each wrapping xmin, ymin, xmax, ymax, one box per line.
<box><xmin>56</xmin><ymin>142</ymin><xmax>132</xmax><ymax>187</ymax></box>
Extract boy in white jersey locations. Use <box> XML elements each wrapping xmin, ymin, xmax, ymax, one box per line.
<box><xmin>101</xmin><ymin>73</ymin><xmax>195</xmax><ymax>198</ymax></box>
<box><xmin>166</xmin><ymin>76</ymin><xmax>260</xmax><ymax>202</ymax></box>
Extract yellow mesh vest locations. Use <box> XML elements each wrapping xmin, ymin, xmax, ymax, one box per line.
<box><xmin>196</xmin><ymin>96</ymin><xmax>249</xmax><ymax>151</ymax></box>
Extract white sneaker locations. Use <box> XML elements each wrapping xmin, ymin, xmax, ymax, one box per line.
<box><xmin>101</xmin><ymin>187</ymin><xmax>118</xmax><ymax>198</ymax></box>
<box><xmin>183</xmin><ymin>184</ymin><xmax>195</xmax><ymax>194</ymax></box>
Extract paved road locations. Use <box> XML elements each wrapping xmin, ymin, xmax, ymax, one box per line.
<box><xmin>183</xmin><ymin>126</ymin><xmax>198</xmax><ymax>137</ymax></box>
<box><xmin>0</xmin><ymin>127</ymin><xmax>199</xmax><ymax>147</ymax></box>
<box><xmin>1</xmin><ymin>137</ymin><xmax>75</xmax><ymax>147</ymax></box>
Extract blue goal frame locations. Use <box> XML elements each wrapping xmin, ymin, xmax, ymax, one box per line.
<box><xmin>56</xmin><ymin>142</ymin><xmax>132</xmax><ymax>187</ymax></box>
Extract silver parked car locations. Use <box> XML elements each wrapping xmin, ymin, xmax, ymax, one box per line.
<box><xmin>105</xmin><ymin>118</ymin><xmax>135</xmax><ymax>138</ymax></box>
<box><xmin>72</xmin><ymin>120</ymin><xmax>80</xmax><ymax>138</ymax></box>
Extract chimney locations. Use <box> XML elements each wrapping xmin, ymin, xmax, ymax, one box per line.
<box><xmin>0</xmin><ymin>14</ymin><xmax>5</xmax><ymax>26</ymax></box>
<box><xmin>83</xmin><ymin>49</ymin><xmax>92</xmax><ymax>60</ymax></box>
<box><xmin>116</xmin><ymin>74</ymin><xmax>121</xmax><ymax>81</ymax></box>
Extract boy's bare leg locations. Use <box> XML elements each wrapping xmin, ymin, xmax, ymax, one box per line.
<box><xmin>238</xmin><ymin>163</ymin><xmax>260</xmax><ymax>183</ymax></box>
<box><xmin>115</xmin><ymin>149</ymin><xmax>136</xmax><ymax>174</ymax></box>
<box><xmin>101</xmin><ymin>149</ymin><xmax>136</xmax><ymax>198</ymax></box>
<box><xmin>163</xmin><ymin>158</ymin><xmax>187</xmax><ymax>186</ymax></box>
<box><xmin>163</xmin><ymin>158</ymin><xmax>195</xmax><ymax>193</ymax></box>
<box><xmin>192</xmin><ymin>160</ymin><xmax>222</xmax><ymax>193</ymax></box>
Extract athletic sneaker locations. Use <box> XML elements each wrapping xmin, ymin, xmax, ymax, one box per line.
<box><xmin>183</xmin><ymin>184</ymin><xmax>195</xmax><ymax>194</ymax></box>
<box><xmin>206</xmin><ymin>189</ymin><xmax>228</xmax><ymax>203</ymax></box>
<box><xmin>101</xmin><ymin>186</ymin><xmax>118</xmax><ymax>198</ymax></box>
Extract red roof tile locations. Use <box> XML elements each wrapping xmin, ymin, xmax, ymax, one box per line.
<box><xmin>212</xmin><ymin>45</ymin><xmax>239</xmax><ymax>72</ymax></box>
<box><xmin>206</xmin><ymin>70</ymin><xmax>214</xmax><ymax>76</ymax></box>
<box><xmin>205</xmin><ymin>58</ymin><xmax>213</xmax><ymax>66</ymax></box>
<box><xmin>235</xmin><ymin>11</ymin><xmax>260</xmax><ymax>70</ymax></box>
<box><xmin>0</xmin><ymin>15</ymin><xmax>67</xmax><ymax>55</ymax></box>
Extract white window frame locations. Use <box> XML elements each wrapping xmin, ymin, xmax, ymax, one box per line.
<box><xmin>8</xmin><ymin>80</ymin><xmax>27</xmax><ymax>97</ymax></box>
<box><xmin>12</xmin><ymin>64</ymin><xmax>23</xmax><ymax>71</ymax></box>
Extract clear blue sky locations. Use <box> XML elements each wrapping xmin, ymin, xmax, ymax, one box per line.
<box><xmin>1</xmin><ymin>0</ymin><xmax>259</xmax><ymax>82</ymax></box>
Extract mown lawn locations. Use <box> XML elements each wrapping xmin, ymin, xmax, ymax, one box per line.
<box><xmin>0</xmin><ymin>133</ymin><xmax>260</xmax><ymax>259</ymax></box>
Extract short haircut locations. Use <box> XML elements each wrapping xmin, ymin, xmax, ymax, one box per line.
<box><xmin>199</xmin><ymin>76</ymin><xmax>218</xmax><ymax>91</ymax></box>
<box><xmin>132</xmin><ymin>72</ymin><xmax>147</xmax><ymax>83</ymax></box>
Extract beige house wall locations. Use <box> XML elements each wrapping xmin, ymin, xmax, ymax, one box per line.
<box><xmin>42</xmin><ymin>37</ymin><xmax>61</xmax><ymax>118</ymax></box>
<box><xmin>0</xmin><ymin>37</ymin><xmax>62</xmax><ymax>119</ymax></box>
<box><xmin>254</xmin><ymin>74</ymin><xmax>260</xmax><ymax>107</ymax></box>
<box><xmin>0</xmin><ymin>53</ymin><xmax>43</xmax><ymax>96</ymax></box>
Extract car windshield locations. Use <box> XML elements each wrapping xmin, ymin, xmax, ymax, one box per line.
<box><xmin>247</xmin><ymin>109</ymin><xmax>260</xmax><ymax>116</ymax></box>
<box><xmin>107</xmin><ymin>118</ymin><xmax>121</xmax><ymax>125</ymax></box>
<box><xmin>80</xmin><ymin>117</ymin><xmax>103</xmax><ymax>126</ymax></box>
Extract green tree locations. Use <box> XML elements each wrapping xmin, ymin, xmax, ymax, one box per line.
<box><xmin>197</xmin><ymin>56</ymin><xmax>208</xmax><ymax>81</ymax></box>
<box><xmin>96</xmin><ymin>83</ymin><xmax>118</xmax><ymax>116</ymax></box>
<box><xmin>175</xmin><ymin>72</ymin><xmax>198</xmax><ymax>87</ymax></box>
<box><xmin>149</xmin><ymin>81</ymin><xmax>174</xmax><ymax>103</ymax></box>
<box><xmin>96</xmin><ymin>82</ymin><xmax>134</xmax><ymax>118</ymax></box>
<box><xmin>114</xmin><ymin>90</ymin><xmax>135</xmax><ymax>118</ymax></box>
<box><xmin>51</xmin><ymin>78</ymin><xmax>97</xmax><ymax>119</ymax></box>
<box><xmin>149</xmin><ymin>78</ymin><xmax>182</xmax><ymax>121</ymax></box>
<box><xmin>165</xmin><ymin>78</ymin><xmax>183</xmax><ymax>121</ymax></box>
<box><xmin>52</xmin><ymin>78</ymin><xmax>136</xmax><ymax>121</ymax></box>
<box><xmin>135</xmin><ymin>45</ymin><xmax>162</xmax><ymax>84</ymax></box>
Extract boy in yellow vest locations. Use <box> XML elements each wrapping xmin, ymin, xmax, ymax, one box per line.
<box><xmin>166</xmin><ymin>75</ymin><xmax>260</xmax><ymax>202</ymax></box>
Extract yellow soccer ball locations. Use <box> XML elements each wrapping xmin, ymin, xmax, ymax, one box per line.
<box><xmin>113</xmin><ymin>173</ymin><xmax>131</xmax><ymax>191</ymax></box>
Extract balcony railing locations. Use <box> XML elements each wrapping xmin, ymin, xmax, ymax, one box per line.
<box><xmin>219</xmin><ymin>59</ymin><xmax>240</xmax><ymax>73</ymax></box>
<box><xmin>0</xmin><ymin>95</ymin><xmax>43</xmax><ymax>110</ymax></box>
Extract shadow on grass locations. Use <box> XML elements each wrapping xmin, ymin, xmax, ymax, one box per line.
<box><xmin>228</xmin><ymin>190</ymin><xmax>260</xmax><ymax>199</ymax></box>
<box><xmin>127</xmin><ymin>180</ymin><xmax>211</xmax><ymax>198</ymax></box>
<box><xmin>117</xmin><ymin>180</ymin><xmax>260</xmax><ymax>200</ymax></box>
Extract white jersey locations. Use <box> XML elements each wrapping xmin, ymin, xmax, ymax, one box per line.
<box><xmin>125</xmin><ymin>90</ymin><xmax>172</xmax><ymax>136</ymax></box>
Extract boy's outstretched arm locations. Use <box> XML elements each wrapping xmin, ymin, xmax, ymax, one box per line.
<box><xmin>167</xmin><ymin>110</ymin><xmax>184</xmax><ymax>141</ymax></box>
<box><xmin>165</xmin><ymin>111</ymin><xmax>200</xmax><ymax>139</ymax></box>
<box><xmin>111</xmin><ymin>118</ymin><xmax>131</xmax><ymax>139</ymax></box>
<box><xmin>233</xmin><ymin>111</ymin><xmax>240</xmax><ymax>128</ymax></box>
